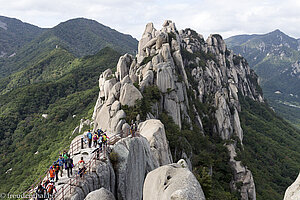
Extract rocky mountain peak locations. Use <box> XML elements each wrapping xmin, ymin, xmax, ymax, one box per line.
<box><xmin>91</xmin><ymin>20</ymin><xmax>263</xmax><ymax>200</ymax></box>
<box><xmin>269</xmin><ymin>29</ymin><xmax>284</xmax><ymax>35</ymax></box>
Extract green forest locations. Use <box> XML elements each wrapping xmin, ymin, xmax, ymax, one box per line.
<box><xmin>0</xmin><ymin>47</ymin><xmax>120</xmax><ymax>195</ymax></box>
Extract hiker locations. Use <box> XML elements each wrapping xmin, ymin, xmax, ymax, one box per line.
<box><xmin>46</xmin><ymin>181</ymin><xmax>57</xmax><ymax>199</ymax></box>
<box><xmin>98</xmin><ymin>134</ymin><xmax>103</xmax><ymax>151</ymax></box>
<box><xmin>42</xmin><ymin>179</ymin><xmax>50</xmax><ymax>189</ymax></box>
<box><xmin>65</xmin><ymin>154</ymin><xmax>73</xmax><ymax>178</ymax></box>
<box><xmin>87</xmin><ymin>130</ymin><xmax>92</xmax><ymax>148</ymax></box>
<box><xmin>130</xmin><ymin>122</ymin><xmax>136</xmax><ymax>137</ymax></box>
<box><xmin>97</xmin><ymin>128</ymin><xmax>103</xmax><ymax>137</ymax></box>
<box><xmin>36</xmin><ymin>184</ymin><xmax>46</xmax><ymax>200</ymax></box>
<box><xmin>93</xmin><ymin>132</ymin><xmax>99</xmax><ymax>148</ymax></box>
<box><xmin>102</xmin><ymin>133</ymin><xmax>108</xmax><ymax>147</ymax></box>
<box><xmin>56</xmin><ymin>155</ymin><xmax>65</xmax><ymax>177</ymax></box>
<box><xmin>49</xmin><ymin>166</ymin><xmax>55</xmax><ymax>181</ymax></box>
<box><xmin>78</xmin><ymin>157</ymin><xmax>86</xmax><ymax>178</ymax></box>
<box><xmin>53</xmin><ymin>162</ymin><xmax>60</xmax><ymax>182</ymax></box>
<box><xmin>63</xmin><ymin>150</ymin><xmax>68</xmax><ymax>161</ymax></box>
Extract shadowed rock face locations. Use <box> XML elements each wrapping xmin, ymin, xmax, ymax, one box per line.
<box><xmin>139</xmin><ymin>119</ymin><xmax>173</xmax><ymax>166</ymax></box>
<box><xmin>111</xmin><ymin>137</ymin><xmax>157</xmax><ymax>200</ymax></box>
<box><xmin>143</xmin><ymin>162</ymin><xmax>205</xmax><ymax>200</ymax></box>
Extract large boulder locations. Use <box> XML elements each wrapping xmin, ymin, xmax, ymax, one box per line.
<box><xmin>117</xmin><ymin>54</ymin><xmax>133</xmax><ymax>81</ymax></box>
<box><xmin>69</xmin><ymin>159</ymin><xmax>116</xmax><ymax>200</ymax></box>
<box><xmin>138</xmin><ymin>23</ymin><xmax>155</xmax><ymax>56</ymax></box>
<box><xmin>119</xmin><ymin>83</ymin><xmax>143</xmax><ymax>107</ymax></box>
<box><xmin>143</xmin><ymin>162</ymin><xmax>206</xmax><ymax>200</ymax></box>
<box><xmin>284</xmin><ymin>173</ymin><xmax>300</xmax><ymax>200</ymax></box>
<box><xmin>84</xmin><ymin>188</ymin><xmax>116</xmax><ymax>200</ymax></box>
<box><xmin>139</xmin><ymin>119</ymin><xmax>173</xmax><ymax>166</ymax></box>
<box><xmin>112</xmin><ymin>137</ymin><xmax>157</xmax><ymax>200</ymax></box>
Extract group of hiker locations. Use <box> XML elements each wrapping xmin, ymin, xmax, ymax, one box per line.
<box><xmin>49</xmin><ymin>151</ymin><xmax>74</xmax><ymax>182</ymax></box>
<box><xmin>35</xmin><ymin>179</ymin><xmax>57</xmax><ymax>200</ymax></box>
<box><xmin>86</xmin><ymin>129</ymin><xmax>109</xmax><ymax>149</ymax></box>
<box><xmin>35</xmin><ymin>151</ymin><xmax>74</xmax><ymax>199</ymax></box>
<box><xmin>34</xmin><ymin>124</ymin><xmax>139</xmax><ymax>199</ymax></box>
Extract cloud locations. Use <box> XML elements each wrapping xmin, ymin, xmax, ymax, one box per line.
<box><xmin>0</xmin><ymin>0</ymin><xmax>300</xmax><ymax>39</ymax></box>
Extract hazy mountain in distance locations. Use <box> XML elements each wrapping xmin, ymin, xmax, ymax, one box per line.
<box><xmin>226</xmin><ymin>30</ymin><xmax>300</xmax><ymax>128</ymax></box>
<box><xmin>0</xmin><ymin>16</ymin><xmax>45</xmax><ymax>58</ymax></box>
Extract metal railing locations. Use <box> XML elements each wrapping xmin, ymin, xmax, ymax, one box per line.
<box><xmin>24</xmin><ymin>129</ymin><xmax>138</xmax><ymax>199</ymax></box>
<box><xmin>55</xmin><ymin>147</ymin><xmax>104</xmax><ymax>200</ymax></box>
<box><xmin>23</xmin><ymin>137</ymin><xmax>82</xmax><ymax>197</ymax></box>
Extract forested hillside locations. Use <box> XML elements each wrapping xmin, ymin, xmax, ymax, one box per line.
<box><xmin>0</xmin><ymin>18</ymin><xmax>137</xmax><ymax>79</ymax></box>
<box><xmin>226</xmin><ymin>30</ymin><xmax>300</xmax><ymax>129</ymax></box>
<box><xmin>0</xmin><ymin>47</ymin><xmax>120</xmax><ymax>195</ymax></box>
<box><xmin>0</xmin><ymin>16</ymin><xmax>45</xmax><ymax>58</ymax></box>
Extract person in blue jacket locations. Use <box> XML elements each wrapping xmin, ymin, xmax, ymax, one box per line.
<box><xmin>56</xmin><ymin>155</ymin><xmax>65</xmax><ymax>177</ymax></box>
<box><xmin>87</xmin><ymin>130</ymin><xmax>92</xmax><ymax>148</ymax></box>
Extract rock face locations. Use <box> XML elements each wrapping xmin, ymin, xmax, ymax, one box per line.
<box><xmin>84</xmin><ymin>188</ymin><xmax>116</xmax><ymax>200</ymax></box>
<box><xmin>143</xmin><ymin>161</ymin><xmax>206</xmax><ymax>200</ymax></box>
<box><xmin>139</xmin><ymin>119</ymin><xmax>173</xmax><ymax>166</ymax></box>
<box><xmin>111</xmin><ymin>137</ymin><xmax>158</xmax><ymax>200</ymax></box>
<box><xmin>69</xmin><ymin>159</ymin><xmax>116</xmax><ymax>200</ymax></box>
<box><xmin>119</xmin><ymin>83</ymin><xmax>143</xmax><ymax>106</ymax></box>
<box><xmin>227</xmin><ymin>144</ymin><xmax>256</xmax><ymax>200</ymax></box>
<box><xmin>284</xmin><ymin>173</ymin><xmax>300</xmax><ymax>200</ymax></box>
<box><xmin>90</xmin><ymin>20</ymin><xmax>264</xmax><ymax>199</ymax></box>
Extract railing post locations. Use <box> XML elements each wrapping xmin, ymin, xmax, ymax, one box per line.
<box><xmin>104</xmin><ymin>145</ymin><xmax>106</xmax><ymax>159</ymax></box>
<box><xmin>62</xmin><ymin>185</ymin><xmax>64</xmax><ymax>200</ymax></box>
<box><xmin>81</xmin><ymin>138</ymin><xmax>84</xmax><ymax>150</ymax></box>
<box><xmin>69</xmin><ymin>179</ymin><xmax>71</xmax><ymax>195</ymax></box>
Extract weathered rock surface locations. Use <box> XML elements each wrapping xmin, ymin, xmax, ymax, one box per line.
<box><xmin>139</xmin><ymin>119</ymin><xmax>173</xmax><ymax>166</ymax></box>
<box><xmin>119</xmin><ymin>83</ymin><xmax>143</xmax><ymax>106</ymax></box>
<box><xmin>84</xmin><ymin>188</ymin><xmax>116</xmax><ymax>200</ymax></box>
<box><xmin>284</xmin><ymin>173</ymin><xmax>300</xmax><ymax>200</ymax></box>
<box><xmin>143</xmin><ymin>162</ymin><xmax>206</xmax><ymax>200</ymax></box>
<box><xmin>68</xmin><ymin>158</ymin><xmax>116</xmax><ymax>200</ymax></box>
<box><xmin>116</xmin><ymin>54</ymin><xmax>133</xmax><ymax>81</ymax></box>
<box><xmin>112</xmin><ymin>137</ymin><xmax>157</xmax><ymax>200</ymax></box>
<box><xmin>90</xmin><ymin>20</ymin><xmax>264</xmax><ymax>199</ymax></box>
<box><xmin>227</xmin><ymin>144</ymin><xmax>256</xmax><ymax>200</ymax></box>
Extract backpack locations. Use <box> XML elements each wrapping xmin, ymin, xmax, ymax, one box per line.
<box><xmin>48</xmin><ymin>184</ymin><xmax>54</xmax><ymax>193</ymax></box>
<box><xmin>87</xmin><ymin>132</ymin><xmax>92</xmax><ymax>139</ymax></box>
<box><xmin>49</xmin><ymin>169</ymin><xmax>55</xmax><ymax>177</ymax></box>
<box><xmin>102</xmin><ymin>135</ymin><xmax>107</xmax><ymax>143</ymax></box>
<box><xmin>54</xmin><ymin>164</ymin><xmax>59</xmax><ymax>172</ymax></box>
<box><xmin>93</xmin><ymin>134</ymin><xmax>98</xmax><ymax>141</ymax></box>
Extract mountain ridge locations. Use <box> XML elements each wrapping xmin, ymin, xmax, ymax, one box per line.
<box><xmin>0</xmin><ymin>17</ymin><xmax>138</xmax><ymax>79</ymax></box>
<box><xmin>225</xmin><ymin>29</ymin><xmax>300</xmax><ymax>129</ymax></box>
<box><xmin>0</xmin><ymin>18</ymin><xmax>300</xmax><ymax>200</ymax></box>
<box><xmin>0</xmin><ymin>16</ymin><xmax>45</xmax><ymax>58</ymax></box>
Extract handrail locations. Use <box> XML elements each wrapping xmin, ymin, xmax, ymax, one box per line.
<box><xmin>55</xmin><ymin>148</ymin><xmax>103</xmax><ymax>200</ymax></box>
<box><xmin>23</xmin><ymin>137</ymin><xmax>82</xmax><ymax>196</ymax></box>
<box><xmin>25</xmin><ymin>129</ymin><xmax>137</xmax><ymax>199</ymax></box>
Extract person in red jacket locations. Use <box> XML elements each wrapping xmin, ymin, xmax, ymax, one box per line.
<box><xmin>49</xmin><ymin>166</ymin><xmax>55</xmax><ymax>181</ymax></box>
<box><xmin>46</xmin><ymin>181</ymin><xmax>57</xmax><ymax>199</ymax></box>
<box><xmin>78</xmin><ymin>157</ymin><xmax>86</xmax><ymax>178</ymax></box>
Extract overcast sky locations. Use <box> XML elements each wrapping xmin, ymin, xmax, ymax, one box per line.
<box><xmin>1</xmin><ymin>0</ymin><xmax>300</xmax><ymax>40</ymax></box>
